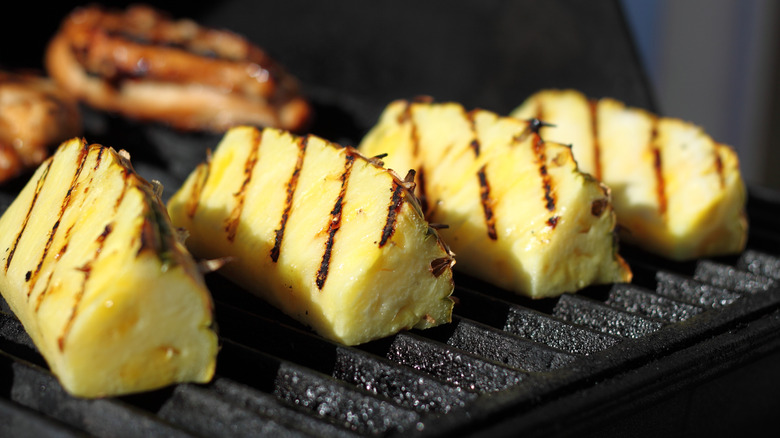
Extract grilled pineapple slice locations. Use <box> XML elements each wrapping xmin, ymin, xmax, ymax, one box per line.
<box><xmin>167</xmin><ymin>126</ymin><xmax>454</xmax><ymax>346</ymax></box>
<box><xmin>0</xmin><ymin>138</ymin><xmax>217</xmax><ymax>398</ymax></box>
<box><xmin>511</xmin><ymin>89</ymin><xmax>748</xmax><ymax>260</ymax></box>
<box><xmin>358</xmin><ymin>100</ymin><xmax>631</xmax><ymax>299</ymax></box>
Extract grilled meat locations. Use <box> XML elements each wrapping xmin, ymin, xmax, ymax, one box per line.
<box><xmin>0</xmin><ymin>71</ymin><xmax>81</xmax><ymax>183</ymax></box>
<box><xmin>44</xmin><ymin>4</ymin><xmax>311</xmax><ymax>133</ymax></box>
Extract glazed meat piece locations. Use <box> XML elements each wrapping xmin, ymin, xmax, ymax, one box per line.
<box><xmin>0</xmin><ymin>71</ymin><xmax>81</xmax><ymax>183</ymax></box>
<box><xmin>45</xmin><ymin>4</ymin><xmax>311</xmax><ymax>133</ymax></box>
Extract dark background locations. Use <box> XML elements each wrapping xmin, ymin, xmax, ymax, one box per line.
<box><xmin>1</xmin><ymin>0</ymin><xmax>656</xmax><ymax>147</ymax></box>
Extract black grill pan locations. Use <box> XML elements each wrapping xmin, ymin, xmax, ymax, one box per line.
<box><xmin>2</xmin><ymin>1</ymin><xmax>779</xmax><ymax>436</ymax></box>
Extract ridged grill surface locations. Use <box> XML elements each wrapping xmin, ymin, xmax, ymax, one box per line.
<box><xmin>1</xmin><ymin>190</ymin><xmax>779</xmax><ymax>437</ymax></box>
<box><xmin>0</xmin><ymin>106</ymin><xmax>779</xmax><ymax>436</ymax></box>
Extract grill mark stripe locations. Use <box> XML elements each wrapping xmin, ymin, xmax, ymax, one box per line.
<box><xmin>477</xmin><ymin>166</ymin><xmax>498</xmax><ymax>240</ymax></box>
<box><xmin>58</xmin><ymin>222</ymin><xmax>114</xmax><ymax>352</ymax></box>
<box><xmin>271</xmin><ymin>136</ymin><xmax>308</xmax><ymax>262</ymax></box>
<box><xmin>650</xmin><ymin>121</ymin><xmax>667</xmax><ymax>216</ymax></box>
<box><xmin>316</xmin><ymin>153</ymin><xmax>355</xmax><ymax>290</ymax></box>
<box><xmin>27</xmin><ymin>145</ymin><xmax>91</xmax><ymax>298</ymax></box>
<box><xmin>379</xmin><ymin>181</ymin><xmax>405</xmax><ymax>247</ymax></box>
<box><xmin>589</xmin><ymin>99</ymin><xmax>603</xmax><ymax>180</ymax></box>
<box><xmin>33</xmin><ymin>271</ymin><xmax>54</xmax><ymax>312</ymax></box>
<box><xmin>400</xmin><ymin>102</ymin><xmax>421</xmax><ymax>157</ymax></box>
<box><xmin>467</xmin><ymin>111</ymin><xmax>498</xmax><ymax>240</ymax></box>
<box><xmin>94</xmin><ymin>146</ymin><xmax>105</xmax><ymax>170</ymax></box>
<box><xmin>400</xmin><ymin>102</ymin><xmax>429</xmax><ymax>214</ymax></box>
<box><xmin>225</xmin><ymin>129</ymin><xmax>263</xmax><ymax>242</ymax></box>
<box><xmin>6</xmin><ymin>159</ymin><xmax>53</xmax><ymax>271</ymax></box>
<box><xmin>533</xmin><ymin>133</ymin><xmax>556</xmax><ymax>212</ymax></box>
<box><xmin>714</xmin><ymin>144</ymin><xmax>725</xmax><ymax>189</ymax></box>
<box><xmin>532</xmin><ymin>104</ymin><xmax>557</xmax><ymax>212</ymax></box>
<box><xmin>186</xmin><ymin>153</ymin><xmax>212</xmax><ymax>219</ymax></box>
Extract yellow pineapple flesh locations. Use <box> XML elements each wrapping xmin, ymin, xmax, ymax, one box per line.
<box><xmin>359</xmin><ymin>100</ymin><xmax>631</xmax><ymax>299</ymax></box>
<box><xmin>167</xmin><ymin>126</ymin><xmax>454</xmax><ymax>346</ymax></box>
<box><xmin>511</xmin><ymin>89</ymin><xmax>748</xmax><ymax>260</ymax></box>
<box><xmin>0</xmin><ymin>138</ymin><xmax>218</xmax><ymax>398</ymax></box>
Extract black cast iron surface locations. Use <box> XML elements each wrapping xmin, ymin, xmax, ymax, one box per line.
<box><xmin>2</xmin><ymin>1</ymin><xmax>780</xmax><ymax>436</ymax></box>
<box><xmin>1</xmin><ymin>105</ymin><xmax>779</xmax><ymax>437</ymax></box>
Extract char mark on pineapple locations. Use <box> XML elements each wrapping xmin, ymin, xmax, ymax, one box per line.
<box><xmin>316</xmin><ymin>153</ymin><xmax>355</xmax><ymax>290</ymax></box>
<box><xmin>185</xmin><ymin>152</ymin><xmax>212</xmax><ymax>219</ymax></box>
<box><xmin>649</xmin><ymin>121</ymin><xmax>667</xmax><ymax>216</ymax></box>
<box><xmin>477</xmin><ymin>166</ymin><xmax>498</xmax><ymax>240</ymax></box>
<box><xmin>467</xmin><ymin>111</ymin><xmax>498</xmax><ymax>240</ymax></box>
<box><xmin>714</xmin><ymin>144</ymin><xmax>726</xmax><ymax>189</ymax></box>
<box><xmin>400</xmin><ymin>102</ymin><xmax>422</xmax><ymax>157</ymax></box>
<box><xmin>588</xmin><ymin>99</ymin><xmax>603</xmax><ymax>180</ymax></box>
<box><xmin>379</xmin><ymin>180</ymin><xmax>407</xmax><ymax>248</ymax></box>
<box><xmin>58</xmin><ymin>222</ymin><xmax>115</xmax><ymax>352</ymax></box>
<box><xmin>532</xmin><ymin>133</ymin><xmax>556</xmax><ymax>213</ymax></box>
<box><xmin>6</xmin><ymin>159</ymin><xmax>53</xmax><ymax>272</ymax></box>
<box><xmin>271</xmin><ymin>136</ymin><xmax>308</xmax><ymax>263</ymax></box>
<box><xmin>527</xmin><ymin>102</ymin><xmax>555</xmax><ymax>212</ymax></box>
<box><xmin>27</xmin><ymin>144</ymin><xmax>90</xmax><ymax>299</ymax></box>
<box><xmin>225</xmin><ymin>129</ymin><xmax>263</xmax><ymax>242</ymax></box>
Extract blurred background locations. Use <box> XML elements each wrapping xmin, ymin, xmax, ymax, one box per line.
<box><xmin>621</xmin><ymin>0</ymin><xmax>780</xmax><ymax>191</ymax></box>
<box><xmin>4</xmin><ymin>0</ymin><xmax>779</xmax><ymax>191</ymax></box>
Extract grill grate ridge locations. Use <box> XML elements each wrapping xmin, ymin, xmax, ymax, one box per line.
<box><xmin>553</xmin><ymin>294</ymin><xmax>667</xmax><ymax>339</ymax></box>
<box><xmin>604</xmin><ymin>283</ymin><xmax>704</xmax><ymax>323</ymax></box>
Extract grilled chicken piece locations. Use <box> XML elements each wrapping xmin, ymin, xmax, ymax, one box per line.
<box><xmin>511</xmin><ymin>89</ymin><xmax>747</xmax><ymax>260</ymax></box>
<box><xmin>0</xmin><ymin>138</ymin><xmax>217</xmax><ymax>398</ymax></box>
<box><xmin>0</xmin><ymin>71</ymin><xmax>81</xmax><ymax>183</ymax></box>
<box><xmin>358</xmin><ymin>100</ymin><xmax>631</xmax><ymax>299</ymax></box>
<box><xmin>167</xmin><ymin>126</ymin><xmax>454</xmax><ymax>346</ymax></box>
<box><xmin>45</xmin><ymin>4</ymin><xmax>311</xmax><ymax>133</ymax></box>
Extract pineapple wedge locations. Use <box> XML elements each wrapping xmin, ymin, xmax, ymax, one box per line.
<box><xmin>167</xmin><ymin>126</ymin><xmax>454</xmax><ymax>346</ymax></box>
<box><xmin>0</xmin><ymin>138</ymin><xmax>217</xmax><ymax>398</ymax></box>
<box><xmin>511</xmin><ymin>89</ymin><xmax>748</xmax><ymax>260</ymax></box>
<box><xmin>358</xmin><ymin>100</ymin><xmax>631</xmax><ymax>299</ymax></box>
